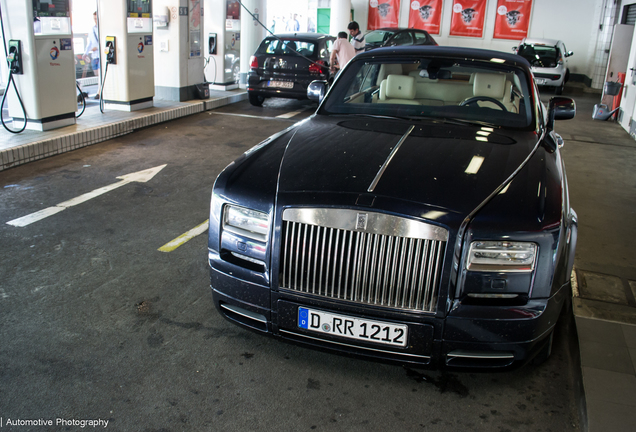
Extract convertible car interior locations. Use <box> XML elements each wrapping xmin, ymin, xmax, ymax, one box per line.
<box><xmin>335</xmin><ymin>60</ymin><xmax>528</xmax><ymax>126</ymax></box>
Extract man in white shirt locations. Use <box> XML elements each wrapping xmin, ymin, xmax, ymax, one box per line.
<box><xmin>347</xmin><ymin>21</ymin><xmax>365</xmax><ymax>55</ymax></box>
<box><xmin>330</xmin><ymin>32</ymin><xmax>356</xmax><ymax>77</ymax></box>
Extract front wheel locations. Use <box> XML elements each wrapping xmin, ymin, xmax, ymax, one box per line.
<box><xmin>248</xmin><ymin>93</ymin><xmax>265</xmax><ymax>107</ymax></box>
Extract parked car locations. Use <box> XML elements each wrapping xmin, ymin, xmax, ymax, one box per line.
<box><xmin>209</xmin><ymin>45</ymin><xmax>577</xmax><ymax>370</ymax></box>
<box><xmin>514</xmin><ymin>38</ymin><xmax>573</xmax><ymax>94</ymax></box>
<box><xmin>364</xmin><ymin>27</ymin><xmax>438</xmax><ymax>51</ymax></box>
<box><xmin>247</xmin><ymin>33</ymin><xmax>335</xmax><ymax>106</ymax></box>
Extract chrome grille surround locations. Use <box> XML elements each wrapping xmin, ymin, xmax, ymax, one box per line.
<box><xmin>279</xmin><ymin>208</ymin><xmax>448</xmax><ymax>313</ymax></box>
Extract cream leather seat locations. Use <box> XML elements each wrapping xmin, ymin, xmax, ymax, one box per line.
<box><xmin>469</xmin><ymin>73</ymin><xmax>507</xmax><ymax>109</ymax></box>
<box><xmin>377</xmin><ymin>75</ymin><xmax>420</xmax><ymax>105</ymax></box>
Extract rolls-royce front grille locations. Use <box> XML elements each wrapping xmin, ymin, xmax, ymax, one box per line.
<box><xmin>279</xmin><ymin>209</ymin><xmax>447</xmax><ymax>313</ymax></box>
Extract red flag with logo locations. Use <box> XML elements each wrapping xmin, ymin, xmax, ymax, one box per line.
<box><xmin>449</xmin><ymin>0</ymin><xmax>487</xmax><ymax>38</ymax></box>
<box><xmin>408</xmin><ymin>0</ymin><xmax>443</xmax><ymax>35</ymax></box>
<box><xmin>493</xmin><ymin>0</ymin><xmax>533</xmax><ymax>40</ymax></box>
<box><xmin>368</xmin><ymin>0</ymin><xmax>401</xmax><ymax>30</ymax></box>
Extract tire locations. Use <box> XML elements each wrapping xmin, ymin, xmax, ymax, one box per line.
<box><xmin>554</xmin><ymin>82</ymin><xmax>564</xmax><ymax>95</ymax></box>
<box><xmin>248</xmin><ymin>93</ymin><xmax>265</xmax><ymax>107</ymax></box>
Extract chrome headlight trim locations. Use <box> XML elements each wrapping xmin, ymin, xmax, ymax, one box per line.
<box><xmin>223</xmin><ymin>205</ymin><xmax>270</xmax><ymax>242</ymax></box>
<box><xmin>467</xmin><ymin>241</ymin><xmax>537</xmax><ymax>272</ymax></box>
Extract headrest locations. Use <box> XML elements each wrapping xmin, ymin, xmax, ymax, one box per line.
<box><xmin>284</xmin><ymin>41</ymin><xmax>297</xmax><ymax>54</ymax></box>
<box><xmin>385</xmin><ymin>75</ymin><xmax>416</xmax><ymax>100</ymax></box>
<box><xmin>473</xmin><ymin>73</ymin><xmax>506</xmax><ymax>98</ymax></box>
<box><xmin>378</xmin><ymin>63</ymin><xmax>403</xmax><ymax>80</ymax></box>
<box><xmin>379</xmin><ymin>79</ymin><xmax>387</xmax><ymax>100</ymax></box>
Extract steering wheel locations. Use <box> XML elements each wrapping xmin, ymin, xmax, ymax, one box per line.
<box><xmin>460</xmin><ymin>96</ymin><xmax>508</xmax><ymax>111</ymax></box>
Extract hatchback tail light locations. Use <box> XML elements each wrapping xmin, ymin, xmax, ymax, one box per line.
<box><xmin>250</xmin><ymin>56</ymin><xmax>258</xmax><ymax>69</ymax></box>
<box><xmin>309</xmin><ymin>60</ymin><xmax>325</xmax><ymax>74</ymax></box>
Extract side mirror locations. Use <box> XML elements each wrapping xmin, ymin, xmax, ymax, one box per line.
<box><xmin>547</xmin><ymin>96</ymin><xmax>576</xmax><ymax>131</ymax></box>
<box><xmin>566</xmin><ymin>51</ymin><xmax>573</xmax><ymax>57</ymax></box>
<box><xmin>307</xmin><ymin>80</ymin><xmax>328</xmax><ymax>103</ymax></box>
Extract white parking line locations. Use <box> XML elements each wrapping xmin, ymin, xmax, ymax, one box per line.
<box><xmin>158</xmin><ymin>220</ymin><xmax>209</xmax><ymax>252</ymax></box>
<box><xmin>211</xmin><ymin>112</ymin><xmax>295</xmax><ymax>121</ymax></box>
<box><xmin>276</xmin><ymin>109</ymin><xmax>306</xmax><ymax>119</ymax></box>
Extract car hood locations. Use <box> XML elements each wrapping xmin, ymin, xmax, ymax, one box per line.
<box><xmin>277</xmin><ymin>115</ymin><xmax>540</xmax><ymax>217</ymax></box>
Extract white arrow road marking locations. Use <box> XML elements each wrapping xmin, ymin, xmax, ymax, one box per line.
<box><xmin>158</xmin><ymin>220</ymin><xmax>209</xmax><ymax>252</ymax></box>
<box><xmin>6</xmin><ymin>164</ymin><xmax>167</xmax><ymax>227</ymax></box>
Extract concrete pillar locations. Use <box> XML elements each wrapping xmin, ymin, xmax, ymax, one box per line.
<box><xmin>153</xmin><ymin>0</ymin><xmax>205</xmax><ymax>101</ymax></box>
<box><xmin>239</xmin><ymin>0</ymin><xmax>266</xmax><ymax>88</ymax></box>
<box><xmin>329</xmin><ymin>0</ymin><xmax>351</xmax><ymax>37</ymax></box>
<box><xmin>204</xmin><ymin>0</ymin><xmax>234</xmax><ymax>87</ymax></box>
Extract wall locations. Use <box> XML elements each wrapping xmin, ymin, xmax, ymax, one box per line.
<box><xmin>350</xmin><ymin>0</ymin><xmax>605</xmax><ymax>82</ymax></box>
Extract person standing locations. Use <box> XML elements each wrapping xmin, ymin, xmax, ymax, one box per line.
<box><xmin>347</xmin><ymin>21</ymin><xmax>365</xmax><ymax>55</ymax></box>
<box><xmin>83</xmin><ymin>12</ymin><xmax>100</xmax><ymax>98</ymax></box>
<box><xmin>330</xmin><ymin>32</ymin><xmax>356</xmax><ymax>77</ymax></box>
<box><xmin>285</xmin><ymin>14</ymin><xmax>300</xmax><ymax>32</ymax></box>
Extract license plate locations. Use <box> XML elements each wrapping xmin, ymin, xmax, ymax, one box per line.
<box><xmin>268</xmin><ymin>80</ymin><xmax>293</xmax><ymax>89</ymax></box>
<box><xmin>298</xmin><ymin>307</ymin><xmax>408</xmax><ymax>347</ymax></box>
<box><xmin>535</xmin><ymin>78</ymin><xmax>546</xmax><ymax>85</ymax></box>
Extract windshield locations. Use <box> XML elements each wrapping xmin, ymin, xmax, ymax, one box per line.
<box><xmin>320</xmin><ymin>56</ymin><xmax>534</xmax><ymax>129</ymax></box>
<box><xmin>365</xmin><ymin>30</ymin><xmax>395</xmax><ymax>45</ymax></box>
<box><xmin>517</xmin><ymin>44</ymin><xmax>559</xmax><ymax>68</ymax></box>
<box><xmin>256</xmin><ymin>38</ymin><xmax>316</xmax><ymax>57</ymax></box>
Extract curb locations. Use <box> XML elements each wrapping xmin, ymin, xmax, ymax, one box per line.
<box><xmin>0</xmin><ymin>92</ymin><xmax>247</xmax><ymax>172</ymax></box>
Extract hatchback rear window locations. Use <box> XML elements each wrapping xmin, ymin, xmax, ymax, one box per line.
<box><xmin>257</xmin><ymin>39</ymin><xmax>316</xmax><ymax>57</ymax></box>
<box><xmin>517</xmin><ymin>44</ymin><xmax>559</xmax><ymax>68</ymax></box>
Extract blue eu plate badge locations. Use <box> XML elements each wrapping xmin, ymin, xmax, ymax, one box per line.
<box><xmin>298</xmin><ymin>307</ymin><xmax>309</xmax><ymax>329</ymax></box>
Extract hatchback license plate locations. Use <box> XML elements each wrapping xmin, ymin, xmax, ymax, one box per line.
<box><xmin>298</xmin><ymin>307</ymin><xmax>408</xmax><ymax>347</ymax></box>
<box><xmin>535</xmin><ymin>78</ymin><xmax>546</xmax><ymax>85</ymax></box>
<box><xmin>268</xmin><ymin>80</ymin><xmax>293</xmax><ymax>89</ymax></box>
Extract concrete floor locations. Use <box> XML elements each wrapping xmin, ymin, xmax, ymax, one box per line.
<box><xmin>0</xmin><ymin>82</ymin><xmax>634</xmax><ymax>431</ymax></box>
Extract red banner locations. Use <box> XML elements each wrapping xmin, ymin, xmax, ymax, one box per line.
<box><xmin>408</xmin><ymin>0</ymin><xmax>443</xmax><ymax>35</ymax></box>
<box><xmin>449</xmin><ymin>0</ymin><xmax>487</xmax><ymax>38</ymax></box>
<box><xmin>493</xmin><ymin>0</ymin><xmax>533</xmax><ymax>40</ymax></box>
<box><xmin>368</xmin><ymin>0</ymin><xmax>401</xmax><ymax>30</ymax></box>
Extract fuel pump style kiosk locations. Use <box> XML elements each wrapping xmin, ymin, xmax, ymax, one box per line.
<box><xmin>100</xmin><ymin>0</ymin><xmax>154</xmax><ymax>111</ymax></box>
<box><xmin>1</xmin><ymin>0</ymin><xmax>77</xmax><ymax>130</ymax></box>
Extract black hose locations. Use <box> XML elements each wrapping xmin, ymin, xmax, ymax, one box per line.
<box><xmin>99</xmin><ymin>60</ymin><xmax>109</xmax><ymax>113</ymax></box>
<box><xmin>0</xmin><ymin>8</ymin><xmax>28</xmax><ymax>133</ymax></box>
<box><xmin>1</xmin><ymin>71</ymin><xmax>28</xmax><ymax>133</ymax></box>
<box><xmin>76</xmin><ymin>82</ymin><xmax>86</xmax><ymax>118</ymax></box>
<box><xmin>204</xmin><ymin>55</ymin><xmax>217</xmax><ymax>84</ymax></box>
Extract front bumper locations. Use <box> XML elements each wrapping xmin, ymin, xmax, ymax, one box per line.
<box><xmin>209</xmin><ymin>264</ymin><xmax>567</xmax><ymax>370</ymax></box>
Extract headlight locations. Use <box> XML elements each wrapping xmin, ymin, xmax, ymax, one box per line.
<box><xmin>223</xmin><ymin>205</ymin><xmax>270</xmax><ymax>241</ymax></box>
<box><xmin>467</xmin><ymin>241</ymin><xmax>537</xmax><ymax>272</ymax></box>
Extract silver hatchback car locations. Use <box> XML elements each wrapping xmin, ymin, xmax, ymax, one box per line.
<box><xmin>514</xmin><ymin>38</ymin><xmax>573</xmax><ymax>94</ymax></box>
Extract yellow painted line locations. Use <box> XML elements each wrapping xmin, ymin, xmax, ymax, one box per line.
<box><xmin>158</xmin><ymin>220</ymin><xmax>209</xmax><ymax>252</ymax></box>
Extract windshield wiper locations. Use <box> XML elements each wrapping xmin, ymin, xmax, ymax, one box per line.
<box><xmin>434</xmin><ymin>117</ymin><xmax>499</xmax><ymax>128</ymax></box>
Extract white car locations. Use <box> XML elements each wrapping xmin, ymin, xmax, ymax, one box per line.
<box><xmin>515</xmin><ymin>38</ymin><xmax>573</xmax><ymax>94</ymax></box>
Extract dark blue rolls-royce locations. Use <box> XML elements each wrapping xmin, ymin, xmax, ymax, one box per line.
<box><xmin>208</xmin><ymin>46</ymin><xmax>577</xmax><ymax>370</ymax></box>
